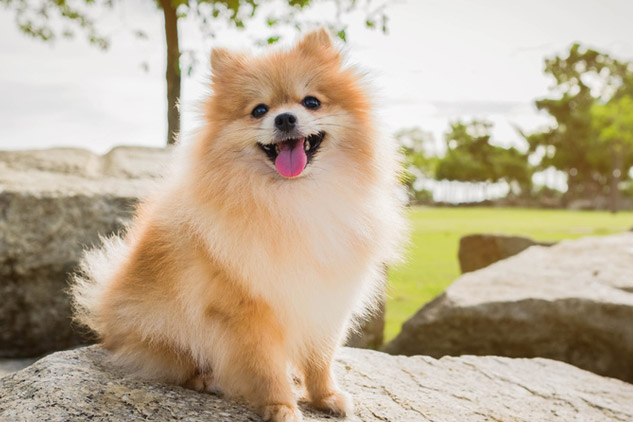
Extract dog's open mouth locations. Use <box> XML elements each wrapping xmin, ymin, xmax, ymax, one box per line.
<box><xmin>257</xmin><ymin>131</ymin><xmax>325</xmax><ymax>178</ymax></box>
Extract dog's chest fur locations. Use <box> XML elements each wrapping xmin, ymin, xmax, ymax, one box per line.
<box><xmin>184</xmin><ymin>178</ymin><xmax>393</xmax><ymax>357</ymax></box>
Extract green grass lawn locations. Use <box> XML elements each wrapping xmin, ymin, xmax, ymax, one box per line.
<box><xmin>384</xmin><ymin>206</ymin><xmax>633</xmax><ymax>342</ymax></box>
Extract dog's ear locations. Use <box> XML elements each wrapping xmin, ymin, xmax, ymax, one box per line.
<box><xmin>296</xmin><ymin>28</ymin><xmax>341</xmax><ymax>63</ymax></box>
<box><xmin>298</xmin><ymin>28</ymin><xmax>334</xmax><ymax>50</ymax></box>
<box><xmin>210</xmin><ymin>48</ymin><xmax>245</xmax><ymax>78</ymax></box>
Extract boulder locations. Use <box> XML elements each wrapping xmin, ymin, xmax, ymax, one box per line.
<box><xmin>0</xmin><ymin>147</ymin><xmax>170</xmax><ymax>357</ymax></box>
<box><xmin>0</xmin><ymin>357</ymin><xmax>37</xmax><ymax>378</ymax></box>
<box><xmin>458</xmin><ymin>233</ymin><xmax>553</xmax><ymax>273</ymax></box>
<box><xmin>384</xmin><ymin>233</ymin><xmax>633</xmax><ymax>383</ymax></box>
<box><xmin>346</xmin><ymin>292</ymin><xmax>386</xmax><ymax>349</ymax></box>
<box><xmin>2</xmin><ymin>346</ymin><xmax>633</xmax><ymax>421</ymax></box>
<box><xmin>0</xmin><ymin>147</ymin><xmax>383</xmax><ymax>357</ymax></box>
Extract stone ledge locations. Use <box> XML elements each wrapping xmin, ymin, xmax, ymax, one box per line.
<box><xmin>1</xmin><ymin>346</ymin><xmax>632</xmax><ymax>421</ymax></box>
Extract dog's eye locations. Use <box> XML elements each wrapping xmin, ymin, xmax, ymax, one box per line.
<box><xmin>251</xmin><ymin>104</ymin><xmax>269</xmax><ymax>118</ymax></box>
<box><xmin>301</xmin><ymin>96</ymin><xmax>321</xmax><ymax>110</ymax></box>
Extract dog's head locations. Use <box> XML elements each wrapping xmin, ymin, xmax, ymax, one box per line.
<box><xmin>197</xmin><ymin>28</ymin><xmax>376</xmax><ymax>184</ymax></box>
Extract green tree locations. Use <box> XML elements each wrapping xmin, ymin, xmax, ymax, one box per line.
<box><xmin>492</xmin><ymin>146</ymin><xmax>533</xmax><ymax>195</ymax></box>
<box><xmin>2</xmin><ymin>0</ymin><xmax>389</xmax><ymax>144</ymax></box>
<box><xmin>524</xmin><ymin>43</ymin><xmax>633</xmax><ymax>201</ymax></box>
<box><xmin>395</xmin><ymin>127</ymin><xmax>437</xmax><ymax>203</ymax></box>
<box><xmin>591</xmin><ymin>95</ymin><xmax>633</xmax><ymax>212</ymax></box>
<box><xmin>436</xmin><ymin>120</ymin><xmax>531</xmax><ymax>196</ymax></box>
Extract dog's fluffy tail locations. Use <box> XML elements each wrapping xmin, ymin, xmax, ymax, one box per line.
<box><xmin>69</xmin><ymin>234</ymin><xmax>130</xmax><ymax>337</ymax></box>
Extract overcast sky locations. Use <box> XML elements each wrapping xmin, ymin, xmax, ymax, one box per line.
<box><xmin>1</xmin><ymin>0</ymin><xmax>632</xmax><ymax>157</ymax></box>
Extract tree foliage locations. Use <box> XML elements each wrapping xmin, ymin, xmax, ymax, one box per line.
<box><xmin>395</xmin><ymin>127</ymin><xmax>437</xmax><ymax>202</ymax></box>
<box><xmin>0</xmin><ymin>0</ymin><xmax>111</xmax><ymax>48</ymax></box>
<box><xmin>1</xmin><ymin>0</ymin><xmax>386</xmax><ymax>46</ymax></box>
<box><xmin>524</xmin><ymin>43</ymin><xmax>633</xmax><ymax>200</ymax></box>
<box><xmin>592</xmin><ymin>95</ymin><xmax>633</xmax><ymax>148</ymax></box>
<box><xmin>436</xmin><ymin>120</ymin><xmax>532</xmax><ymax>195</ymax></box>
<box><xmin>591</xmin><ymin>95</ymin><xmax>633</xmax><ymax>211</ymax></box>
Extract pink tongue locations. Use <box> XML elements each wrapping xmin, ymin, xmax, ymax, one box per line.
<box><xmin>274</xmin><ymin>138</ymin><xmax>307</xmax><ymax>178</ymax></box>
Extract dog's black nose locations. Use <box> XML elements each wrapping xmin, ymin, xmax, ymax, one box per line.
<box><xmin>274</xmin><ymin>113</ymin><xmax>297</xmax><ymax>133</ymax></box>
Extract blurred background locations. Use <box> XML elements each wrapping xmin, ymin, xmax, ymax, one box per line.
<box><xmin>1</xmin><ymin>0</ymin><xmax>632</xmax><ymax>347</ymax></box>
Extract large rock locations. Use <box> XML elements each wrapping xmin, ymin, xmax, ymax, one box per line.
<box><xmin>458</xmin><ymin>233</ymin><xmax>553</xmax><ymax>273</ymax></box>
<box><xmin>346</xmin><ymin>292</ymin><xmax>386</xmax><ymax>349</ymax></box>
<box><xmin>0</xmin><ymin>147</ymin><xmax>170</xmax><ymax>357</ymax></box>
<box><xmin>2</xmin><ymin>346</ymin><xmax>633</xmax><ymax>421</ymax></box>
<box><xmin>384</xmin><ymin>233</ymin><xmax>633</xmax><ymax>383</ymax></box>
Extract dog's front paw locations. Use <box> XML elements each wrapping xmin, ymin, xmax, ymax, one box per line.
<box><xmin>261</xmin><ymin>403</ymin><xmax>303</xmax><ymax>422</ymax></box>
<box><xmin>311</xmin><ymin>390</ymin><xmax>353</xmax><ymax>417</ymax></box>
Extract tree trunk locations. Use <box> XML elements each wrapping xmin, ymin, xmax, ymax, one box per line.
<box><xmin>609</xmin><ymin>143</ymin><xmax>622</xmax><ymax>214</ymax></box>
<box><xmin>160</xmin><ymin>0</ymin><xmax>181</xmax><ymax>145</ymax></box>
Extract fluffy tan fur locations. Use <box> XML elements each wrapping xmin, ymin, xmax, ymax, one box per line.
<box><xmin>71</xmin><ymin>29</ymin><xmax>405</xmax><ymax>422</ymax></box>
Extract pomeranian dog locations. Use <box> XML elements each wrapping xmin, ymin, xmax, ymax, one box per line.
<box><xmin>71</xmin><ymin>28</ymin><xmax>405</xmax><ymax>422</ymax></box>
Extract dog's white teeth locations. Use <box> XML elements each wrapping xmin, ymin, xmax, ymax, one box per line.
<box><xmin>304</xmin><ymin>140</ymin><xmax>310</xmax><ymax>151</ymax></box>
<box><xmin>275</xmin><ymin>144</ymin><xmax>280</xmax><ymax>154</ymax></box>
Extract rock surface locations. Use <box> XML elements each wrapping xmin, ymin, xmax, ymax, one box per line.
<box><xmin>0</xmin><ymin>147</ymin><xmax>171</xmax><ymax>357</ymax></box>
<box><xmin>458</xmin><ymin>233</ymin><xmax>554</xmax><ymax>273</ymax></box>
<box><xmin>384</xmin><ymin>233</ymin><xmax>633</xmax><ymax>383</ymax></box>
<box><xmin>2</xmin><ymin>346</ymin><xmax>633</xmax><ymax>422</ymax></box>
